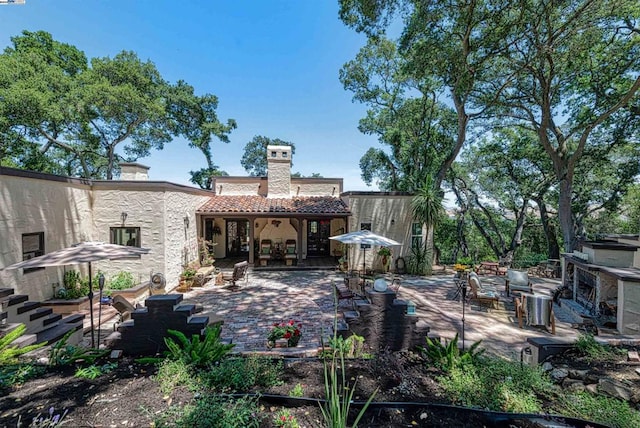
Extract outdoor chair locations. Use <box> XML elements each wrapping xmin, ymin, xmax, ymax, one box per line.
<box><xmin>284</xmin><ymin>239</ymin><xmax>297</xmax><ymax>265</ymax></box>
<box><xmin>258</xmin><ymin>240</ymin><xmax>272</xmax><ymax>266</ymax></box>
<box><xmin>505</xmin><ymin>269</ymin><xmax>533</xmax><ymax>297</ymax></box>
<box><xmin>112</xmin><ymin>295</ymin><xmax>142</xmax><ymax>329</ymax></box>
<box><xmin>222</xmin><ymin>261</ymin><xmax>249</xmax><ymax>290</ymax></box>
<box><xmin>467</xmin><ymin>272</ymin><xmax>499</xmax><ymax>311</ymax></box>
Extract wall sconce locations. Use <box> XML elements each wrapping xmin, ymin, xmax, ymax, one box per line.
<box><xmin>184</xmin><ymin>216</ymin><xmax>190</xmax><ymax>228</ymax></box>
<box><xmin>390</xmin><ymin>219</ymin><xmax>395</xmax><ymax>226</ymax></box>
<box><xmin>255</xmin><ymin>222</ymin><xmax>259</xmax><ymax>228</ymax></box>
<box><xmin>121</xmin><ymin>212</ymin><xmax>128</xmax><ymax>224</ymax></box>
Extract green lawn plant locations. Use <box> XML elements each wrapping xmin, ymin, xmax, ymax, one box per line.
<box><xmin>419</xmin><ymin>334</ymin><xmax>484</xmax><ymax>372</ymax></box>
<box><xmin>164</xmin><ymin>324</ymin><xmax>234</xmax><ymax>367</ymax></box>
<box><xmin>0</xmin><ymin>324</ymin><xmax>46</xmax><ymax>365</ymax></box>
<box><xmin>161</xmin><ymin>394</ymin><xmax>261</xmax><ymax>428</ymax></box>
<box><xmin>555</xmin><ymin>392</ymin><xmax>640</xmax><ymax>428</ymax></box>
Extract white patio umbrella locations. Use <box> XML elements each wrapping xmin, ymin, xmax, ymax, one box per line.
<box><xmin>329</xmin><ymin>230</ymin><xmax>401</xmax><ymax>273</ymax></box>
<box><xmin>1</xmin><ymin>241</ymin><xmax>150</xmax><ymax>347</ymax></box>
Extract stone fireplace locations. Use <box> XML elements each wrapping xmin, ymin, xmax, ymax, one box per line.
<box><xmin>561</xmin><ymin>237</ymin><xmax>640</xmax><ymax>335</ymax></box>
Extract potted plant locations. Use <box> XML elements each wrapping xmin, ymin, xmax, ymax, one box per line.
<box><xmin>180</xmin><ymin>265</ymin><xmax>198</xmax><ymax>290</ymax></box>
<box><xmin>267</xmin><ymin>320</ymin><xmax>302</xmax><ymax>348</ymax></box>
<box><xmin>378</xmin><ymin>247</ymin><xmax>392</xmax><ymax>271</ymax></box>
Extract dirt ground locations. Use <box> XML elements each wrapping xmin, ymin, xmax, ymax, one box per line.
<box><xmin>1</xmin><ymin>347</ymin><xmax>639</xmax><ymax>428</ymax></box>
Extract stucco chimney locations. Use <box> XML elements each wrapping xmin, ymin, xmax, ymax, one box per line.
<box><xmin>266</xmin><ymin>145</ymin><xmax>291</xmax><ymax>198</ymax></box>
<box><xmin>119</xmin><ymin>162</ymin><xmax>150</xmax><ymax>181</ymax></box>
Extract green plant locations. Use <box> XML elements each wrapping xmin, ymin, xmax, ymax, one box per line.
<box><xmin>321</xmin><ymin>334</ymin><xmax>368</xmax><ymax>359</ymax></box>
<box><xmin>438</xmin><ymin>356</ymin><xmax>554</xmax><ymax>413</ymax></box>
<box><xmin>164</xmin><ymin>324</ymin><xmax>234</xmax><ymax>367</ymax></box>
<box><xmin>156</xmin><ymin>358</ymin><xmax>203</xmax><ymax>395</ymax></box>
<box><xmin>48</xmin><ymin>330</ymin><xmax>108</xmax><ymax>366</ymax></box>
<box><xmin>0</xmin><ymin>324</ymin><xmax>46</xmax><ymax>365</ymax></box>
<box><xmin>274</xmin><ymin>408</ymin><xmax>300</xmax><ymax>428</ymax></box>
<box><xmin>107</xmin><ymin>271</ymin><xmax>135</xmax><ymax>290</ymax></box>
<box><xmin>319</xmin><ymin>287</ymin><xmax>377</xmax><ymax>428</ymax></box>
<box><xmin>205</xmin><ymin>355</ymin><xmax>283</xmax><ymax>392</ymax></box>
<box><xmin>377</xmin><ymin>247</ymin><xmax>391</xmax><ymax>257</ymax></box>
<box><xmin>555</xmin><ymin>392</ymin><xmax>640</xmax><ymax>428</ymax></box>
<box><xmin>171</xmin><ymin>394</ymin><xmax>261</xmax><ymax>428</ymax></box>
<box><xmin>267</xmin><ymin>320</ymin><xmax>302</xmax><ymax>347</ymax></box>
<box><xmin>418</xmin><ymin>334</ymin><xmax>484</xmax><ymax>372</ymax></box>
<box><xmin>406</xmin><ymin>241</ymin><xmax>430</xmax><ymax>275</ymax></box>
<box><xmin>288</xmin><ymin>382</ymin><xmax>305</xmax><ymax>397</ymax></box>
<box><xmin>181</xmin><ymin>265</ymin><xmax>197</xmax><ymax>281</ymax></box>
<box><xmin>574</xmin><ymin>333</ymin><xmax>624</xmax><ymax>362</ymax></box>
<box><xmin>74</xmin><ymin>362</ymin><xmax>117</xmax><ymax>379</ymax></box>
<box><xmin>17</xmin><ymin>406</ymin><xmax>68</xmax><ymax>427</ymax></box>
<box><xmin>456</xmin><ymin>256</ymin><xmax>473</xmax><ymax>266</ymax></box>
<box><xmin>57</xmin><ymin>270</ymin><xmax>90</xmax><ymax>300</ymax></box>
<box><xmin>0</xmin><ymin>363</ymin><xmax>45</xmax><ymax>390</ymax></box>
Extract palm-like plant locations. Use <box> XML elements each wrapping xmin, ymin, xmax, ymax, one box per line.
<box><xmin>411</xmin><ymin>176</ymin><xmax>445</xmax><ymax>274</ymax></box>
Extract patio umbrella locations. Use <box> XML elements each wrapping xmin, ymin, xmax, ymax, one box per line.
<box><xmin>1</xmin><ymin>241</ymin><xmax>150</xmax><ymax>348</ymax></box>
<box><xmin>329</xmin><ymin>230</ymin><xmax>401</xmax><ymax>273</ymax></box>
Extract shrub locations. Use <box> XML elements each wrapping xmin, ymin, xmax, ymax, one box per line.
<box><xmin>0</xmin><ymin>324</ymin><xmax>46</xmax><ymax>365</ymax></box>
<box><xmin>574</xmin><ymin>333</ymin><xmax>625</xmax><ymax>362</ymax></box>
<box><xmin>169</xmin><ymin>394</ymin><xmax>262</xmax><ymax>428</ymax></box>
<box><xmin>418</xmin><ymin>334</ymin><xmax>484</xmax><ymax>372</ymax></box>
<box><xmin>156</xmin><ymin>358</ymin><xmax>203</xmax><ymax>395</ymax></box>
<box><xmin>205</xmin><ymin>355</ymin><xmax>283</xmax><ymax>392</ymax></box>
<box><xmin>48</xmin><ymin>330</ymin><xmax>108</xmax><ymax>366</ymax></box>
<box><xmin>0</xmin><ymin>363</ymin><xmax>45</xmax><ymax>390</ymax></box>
<box><xmin>288</xmin><ymin>383</ymin><xmax>305</xmax><ymax>397</ymax></box>
<box><xmin>164</xmin><ymin>324</ymin><xmax>234</xmax><ymax>367</ymax></box>
<box><xmin>107</xmin><ymin>271</ymin><xmax>135</xmax><ymax>290</ymax></box>
<box><xmin>438</xmin><ymin>356</ymin><xmax>555</xmax><ymax>413</ymax></box>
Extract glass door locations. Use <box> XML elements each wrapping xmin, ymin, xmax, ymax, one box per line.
<box><xmin>226</xmin><ymin>219</ymin><xmax>250</xmax><ymax>257</ymax></box>
<box><xmin>307</xmin><ymin>219</ymin><xmax>331</xmax><ymax>256</ymax></box>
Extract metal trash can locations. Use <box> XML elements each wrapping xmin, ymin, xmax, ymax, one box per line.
<box><xmin>525</xmin><ymin>294</ymin><xmax>552</xmax><ymax>327</ymax></box>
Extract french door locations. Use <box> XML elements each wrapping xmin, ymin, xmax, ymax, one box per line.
<box><xmin>226</xmin><ymin>219</ymin><xmax>249</xmax><ymax>257</ymax></box>
<box><xmin>307</xmin><ymin>219</ymin><xmax>331</xmax><ymax>257</ymax></box>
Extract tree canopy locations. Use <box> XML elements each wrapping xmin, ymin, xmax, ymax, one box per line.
<box><xmin>240</xmin><ymin>135</ymin><xmax>295</xmax><ymax>176</ymax></box>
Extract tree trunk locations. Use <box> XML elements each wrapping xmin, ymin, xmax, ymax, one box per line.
<box><xmin>558</xmin><ymin>178</ymin><xmax>576</xmax><ymax>252</ymax></box>
<box><xmin>535</xmin><ymin>197</ymin><xmax>560</xmax><ymax>259</ymax></box>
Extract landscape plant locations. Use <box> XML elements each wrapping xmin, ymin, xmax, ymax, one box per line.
<box><xmin>273</xmin><ymin>408</ymin><xmax>300</xmax><ymax>428</ymax></box>
<box><xmin>574</xmin><ymin>333</ymin><xmax>625</xmax><ymax>362</ymax></box>
<box><xmin>0</xmin><ymin>324</ymin><xmax>46</xmax><ymax>365</ymax></box>
<box><xmin>156</xmin><ymin>358</ymin><xmax>203</xmax><ymax>395</ymax></box>
<box><xmin>48</xmin><ymin>330</ymin><xmax>108</xmax><ymax>367</ymax></box>
<box><xmin>419</xmin><ymin>334</ymin><xmax>484</xmax><ymax>372</ymax></box>
<box><xmin>74</xmin><ymin>362</ymin><xmax>117</xmax><ymax>380</ymax></box>
<box><xmin>107</xmin><ymin>271</ymin><xmax>135</xmax><ymax>290</ymax></box>
<box><xmin>162</xmin><ymin>394</ymin><xmax>261</xmax><ymax>428</ymax></box>
<box><xmin>17</xmin><ymin>406</ymin><xmax>68</xmax><ymax>428</ymax></box>
<box><xmin>205</xmin><ymin>355</ymin><xmax>283</xmax><ymax>392</ymax></box>
<box><xmin>164</xmin><ymin>324</ymin><xmax>234</xmax><ymax>368</ymax></box>
<box><xmin>288</xmin><ymin>382</ymin><xmax>305</xmax><ymax>397</ymax></box>
<box><xmin>555</xmin><ymin>392</ymin><xmax>640</xmax><ymax>428</ymax></box>
<box><xmin>267</xmin><ymin>320</ymin><xmax>302</xmax><ymax>347</ymax></box>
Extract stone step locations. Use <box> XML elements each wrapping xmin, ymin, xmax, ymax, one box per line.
<box><xmin>36</xmin><ymin>322</ymin><xmax>83</xmax><ymax>346</ymax></box>
<box><xmin>0</xmin><ymin>288</ymin><xmax>15</xmax><ymax>300</ymax></box>
<box><xmin>6</xmin><ymin>294</ymin><xmax>28</xmax><ymax>307</ymax></box>
<box><xmin>29</xmin><ymin>307</ymin><xmax>53</xmax><ymax>322</ymax></box>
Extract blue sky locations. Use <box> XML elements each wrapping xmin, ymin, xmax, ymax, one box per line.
<box><xmin>0</xmin><ymin>0</ymin><xmax>379</xmax><ymax>190</ymax></box>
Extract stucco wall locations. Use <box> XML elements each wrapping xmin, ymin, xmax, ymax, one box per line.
<box><xmin>619</xmin><ymin>279</ymin><xmax>640</xmax><ymax>334</ymax></box>
<box><xmin>292</xmin><ymin>180</ymin><xmax>342</xmax><ymax>197</ymax></box>
<box><xmin>584</xmin><ymin>247</ymin><xmax>635</xmax><ymax>268</ymax></box>
<box><xmin>0</xmin><ymin>175</ymin><xmax>95</xmax><ymax>301</ymax></box>
<box><xmin>214</xmin><ymin>180</ymin><xmax>264</xmax><ymax>196</ymax></box>
<box><xmin>342</xmin><ymin>194</ymin><xmax>415</xmax><ymax>272</ymax></box>
<box><xmin>267</xmin><ymin>161</ymin><xmax>291</xmax><ymax>198</ymax></box>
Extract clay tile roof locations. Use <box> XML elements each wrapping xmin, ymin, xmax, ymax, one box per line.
<box><xmin>197</xmin><ymin>195</ymin><xmax>350</xmax><ymax>215</ymax></box>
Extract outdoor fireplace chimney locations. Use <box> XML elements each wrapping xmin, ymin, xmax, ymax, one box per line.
<box><xmin>266</xmin><ymin>145</ymin><xmax>291</xmax><ymax>198</ymax></box>
<box><xmin>119</xmin><ymin>162</ymin><xmax>150</xmax><ymax>181</ymax></box>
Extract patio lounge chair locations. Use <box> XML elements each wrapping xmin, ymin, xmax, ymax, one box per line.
<box><xmin>222</xmin><ymin>261</ymin><xmax>249</xmax><ymax>289</ymax></box>
<box><xmin>505</xmin><ymin>269</ymin><xmax>533</xmax><ymax>297</ymax></box>
<box><xmin>467</xmin><ymin>272</ymin><xmax>499</xmax><ymax>310</ymax></box>
<box><xmin>112</xmin><ymin>295</ymin><xmax>143</xmax><ymax>329</ymax></box>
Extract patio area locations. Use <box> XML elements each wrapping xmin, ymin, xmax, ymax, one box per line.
<box><xmin>172</xmin><ymin>268</ymin><xmax>587</xmax><ymax>360</ymax></box>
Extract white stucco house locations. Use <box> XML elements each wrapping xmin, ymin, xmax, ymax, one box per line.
<box><xmin>0</xmin><ymin>145</ymin><xmax>422</xmax><ymax>300</ymax></box>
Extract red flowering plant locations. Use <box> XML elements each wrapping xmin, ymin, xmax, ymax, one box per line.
<box><xmin>267</xmin><ymin>319</ymin><xmax>302</xmax><ymax>347</ymax></box>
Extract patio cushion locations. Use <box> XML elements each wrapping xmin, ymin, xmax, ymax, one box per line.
<box><xmin>261</xmin><ymin>247</ymin><xmax>270</xmax><ymax>255</ymax></box>
<box><xmin>287</xmin><ymin>247</ymin><xmax>295</xmax><ymax>254</ymax></box>
<box><xmin>507</xmin><ymin>269</ymin><xmax>529</xmax><ymax>286</ymax></box>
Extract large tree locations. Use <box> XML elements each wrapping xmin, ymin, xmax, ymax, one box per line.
<box><xmin>240</xmin><ymin>135</ymin><xmax>295</xmax><ymax>176</ymax></box>
<box><xmin>494</xmin><ymin>0</ymin><xmax>640</xmax><ymax>251</ymax></box>
<box><xmin>166</xmin><ymin>80</ymin><xmax>236</xmax><ymax>189</ymax></box>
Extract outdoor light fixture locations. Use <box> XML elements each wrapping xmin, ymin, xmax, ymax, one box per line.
<box><xmin>406</xmin><ymin>300</ymin><xmax>416</xmax><ymax>315</ymax></box>
<box><xmin>184</xmin><ymin>216</ymin><xmax>190</xmax><ymax>228</ymax></box>
<box><xmin>461</xmin><ymin>282</ymin><xmax>467</xmax><ymax>352</ymax></box>
<box><xmin>121</xmin><ymin>212</ymin><xmax>128</xmax><ymax>224</ymax></box>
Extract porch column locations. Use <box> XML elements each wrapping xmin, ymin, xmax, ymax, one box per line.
<box><xmin>248</xmin><ymin>217</ymin><xmax>256</xmax><ymax>265</ymax></box>
<box><xmin>297</xmin><ymin>218</ymin><xmax>304</xmax><ymax>266</ymax></box>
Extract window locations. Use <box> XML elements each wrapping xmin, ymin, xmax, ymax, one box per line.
<box><xmin>110</xmin><ymin>227</ymin><xmax>141</xmax><ymax>247</ymax></box>
<box><xmin>22</xmin><ymin>232</ymin><xmax>44</xmax><ymax>273</ymax></box>
<box><xmin>282</xmin><ymin>151</ymin><xmax>288</xmax><ymax>158</ymax></box>
<box><xmin>411</xmin><ymin>222</ymin><xmax>423</xmax><ymax>249</ymax></box>
<box><xmin>271</xmin><ymin>151</ymin><xmax>277</xmax><ymax>157</ymax></box>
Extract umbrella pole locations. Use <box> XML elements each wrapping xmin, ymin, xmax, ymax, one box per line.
<box><xmin>89</xmin><ymin>263</ymin><xmax>95</xmax><ymax>348</ymax></box>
